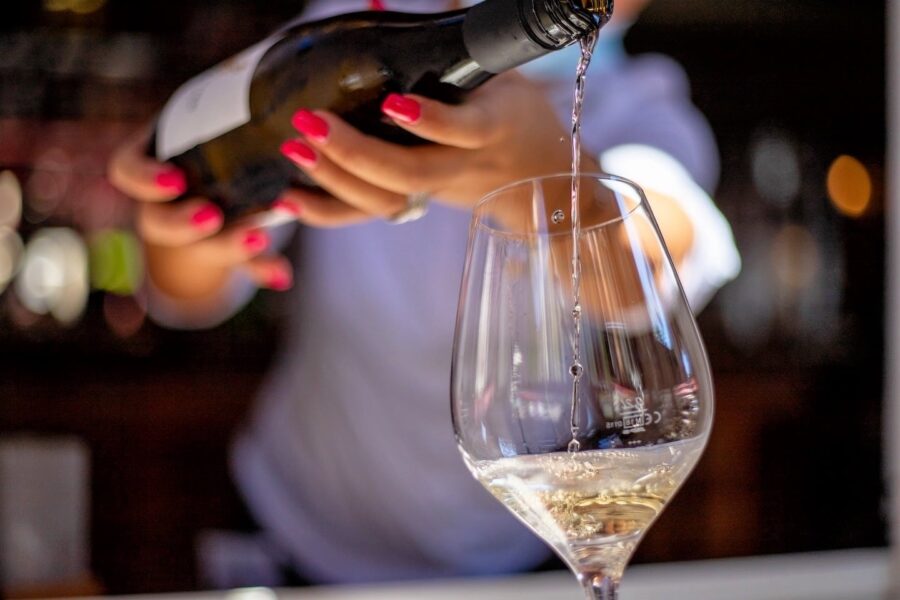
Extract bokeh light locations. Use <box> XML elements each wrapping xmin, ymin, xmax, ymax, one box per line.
<box><xmin>71</xmin><ymin>0</ymin><xmax>107</xmax><ymax>14</ymax></box>
<box><xmin>42</xmin><ymin>0</ymin><xmax>70</xmax><ymax>11</ymax></box>
<box><xmin>0</xmin><ymin>170</ymin><xmax>23</xmax><ymax>229</ymax></box>
<box><xmin>751</xmin><ymin>130</ymin><xmax>801</xmax><ymax>208</ymax></box>
<box><xmin>92</xmin><ymin>34</ymin><xmax>157</xmax><ymax>80</ymax></box>
<box><xmin>43</xmin><ymin>0</ymin><xmax>107</xmax><ymax>14</ymax></box>
<box><xmin>26</xmin><ymin>149</ymin><xmax>73</xmax><ymax>223</ymax></box>
<box><xmin>827</xmin><ymin>154</ymin><xmax>872</xmax><ymax>217</ymax></box>
<box><xmin>719</xmin><ymin>225</ymin><xmax>778</xmax><ymax>350</ymax></box>
<box><xmin>103</xmin><ymin>293</ymin><xmax>146</xmax><ymax>338</ymax></box>
<box><xmin>15</xmin><ymin>228</ymin><xmax>89</xmax><ymax>325</ymax></box>
<box><xmin>6</xmin><ymin>291</ymin><xmax>42</xmax><ymax>330</ymax></box>
<box><xmin>89</xmin><ymin>229</ymin><xmax>144</xmax><ymax>295</ymax></box>
<box><xmin>75</xmin><ymin>175</ymin><xmax>128</xmax><ymax>231</ymax></box>
<box><xmin>0</xmin><ymin>227</ymin><xmax>24</xmax><ymax>294</ymax></box>
<box><xmin>771</xmin><ymin>224</ymin><xmax>821</xmax><ymax>291</ymax></box>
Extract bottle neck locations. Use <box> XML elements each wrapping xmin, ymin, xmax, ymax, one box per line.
<box><xmin>462</xmin><ymin>0</ymin><xmax>612</xmax><ymax>74</ymax></box>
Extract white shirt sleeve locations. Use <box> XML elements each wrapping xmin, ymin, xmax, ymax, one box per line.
<box><xmin>600</xmin><ymin>144</ymin><xmax>741</xmax><ymax>313</ymax></box>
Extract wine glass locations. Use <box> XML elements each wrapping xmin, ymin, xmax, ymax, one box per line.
<box><xmin>451</xmin><ymin>173</ymin><xmax>713</xmax><ymax>600</ymax></box>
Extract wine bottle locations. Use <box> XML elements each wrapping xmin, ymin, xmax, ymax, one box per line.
<box><xmin>153</xmin><ymin>0</ymin><xmax>613</xmax><ymax>221</ymax></box>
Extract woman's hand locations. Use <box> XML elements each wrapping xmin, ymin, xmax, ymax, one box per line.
<box><xmin>108</xmin><ymin>128</ymin><xmax>295</xmax><ymax>301</ymax></box>
<box><xmin>277</xmin><ymin>72</ymin><xmax>594</xmax><ymax>226</ymax></box>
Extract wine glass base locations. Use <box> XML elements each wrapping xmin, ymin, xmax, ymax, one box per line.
<box><xmin>579</xmin><ymin>573</ymin><xmax>619</xmax><ymax>600</ymax></box>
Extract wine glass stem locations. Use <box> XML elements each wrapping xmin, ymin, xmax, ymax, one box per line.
<box><xmin>581</xmin><ymin>574</ymin><xmax>619</xmax><ymax>600</ymax></box>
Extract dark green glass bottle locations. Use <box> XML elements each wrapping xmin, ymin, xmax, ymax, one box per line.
<box><xmin>153</xmin><ymin>0</ymin><xmax>613</xmax><ymax>220</ymax></box>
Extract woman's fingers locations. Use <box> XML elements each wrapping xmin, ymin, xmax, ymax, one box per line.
<box><xmin>280</xmin><ymin>138</ymin><xmax>410</xmax><ymax>218</ymax></box>
<box><xmin>140</xmin><ymin>200</ymin><xmax>277</xmax><ymax>268</ymax></box>
<box><xmin>276</xmin><ymin>189</ymin><xmax>373</xmax><ymax>228</ymax></box>
<box><xmin>380</xmin><ymin>93</ymin><xmax>496</xmax><ymax>149</ymax></box>
<box><xmin>145</xmin><ymin>242</ymin><xmax>294</xmax><ymax>296</ymax></box>
<box><xmin>288</xmin><ymin>110</ymin><xmax>462</xmax><ymax>196</ymax></box>
<box><xmin>137</xmin><ymin>199</ymin><xmax>224</xmax><ymax>247</ymax></box>
<box><xmin>379</xmin><ymin>74</ymin><xmax>533</xmax><ymax>149</ymax></box>
<box><xmin>108</xmin><ymin>127</ymin><xmax>188</xmax><ymax>202</ymax></box>
<box><xmin>112</xmin><ymin>127</ymin><xmax>298</xmax><ymax>295</ymax></box>
<box><xmin>241</xmin><ymin>255</ymin><xmax>294</xmax><ymax>291</ymax></box>
<box><xmin>202</xmin><ymin>225</ymin><xmax>274</xmax><ymax>267</ymax></box>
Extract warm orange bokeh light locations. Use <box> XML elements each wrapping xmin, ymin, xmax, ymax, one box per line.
<box><xmin>43</xmin><ymin>0</ymin><xmax>107</xmax><ymax>14</ymax></box>
<box><xmin>827</xmin><ymin>155</ymin><xmax>872</xmax><ymax>217</ymax></box>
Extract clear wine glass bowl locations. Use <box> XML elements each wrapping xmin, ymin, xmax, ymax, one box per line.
<box><xmin>451</xmin><ymin>173</ymin><xmax>713</xmax><ymax>600</ymax></box>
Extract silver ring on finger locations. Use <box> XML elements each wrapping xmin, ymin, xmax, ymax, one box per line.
<box><xmin>387</xmin><ymin>192</ymin><xmax>430</xmax><ymax>225</ymax></box>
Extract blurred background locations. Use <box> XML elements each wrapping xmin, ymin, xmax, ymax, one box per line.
<box><xmin>0</xmin><ymin>0</ymin><xmax>886</xmax><ymax>595</ymax></box>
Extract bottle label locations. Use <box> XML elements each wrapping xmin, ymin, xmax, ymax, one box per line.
<box><xmin>156</xmin><ymin>35</ymin><xmax>284</xmax><ymax>160</ymax></box>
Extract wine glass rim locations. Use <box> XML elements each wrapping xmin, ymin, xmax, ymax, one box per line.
<box><xmin>472</xmin><ymin>172</ymin><xmax>648</xmax><ymax>237</ymax></box>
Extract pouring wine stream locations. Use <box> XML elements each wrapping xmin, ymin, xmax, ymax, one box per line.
<box><xmin>567</xmin><ymin>30</ymin><xmax>600</xmax><ymax>454</ymax></box>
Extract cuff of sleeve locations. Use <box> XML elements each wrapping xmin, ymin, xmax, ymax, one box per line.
<box><xmin>599</xmin><ymin>144</ymin><xmax>742</xmax><ymax>313</ymax></box>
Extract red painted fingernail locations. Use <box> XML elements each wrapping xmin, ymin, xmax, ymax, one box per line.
<box><xmin>280</xmin><ymin>139</ymin><xmax>317</xmax><ymax>168</ymax></box>
<box><xmin>272</xmin><ymin>197</ymin><xmax>302</xmax><ymax>216</ymax></box>
<box><xmin>190</xmin><ymin>204</ymin><xmax>223</xmax><ymax>230</ymax></box>
<box><xmin>242</xmin><ymin>229</ymin><xmax>270</xmax><ymax>254</ymax></box>
<box><xmin>291</xmin><ymin>109</ymin><xmax>330</xmax><ymax>142</ymax></box>
<box><xmin>155</xmin><ymin>168</ymin><xmax>187</xmax><ymax>194</ymax></box>
<box><xmin>381</xmin><ymin>93</ymin><xmax>421</xmax><ymax>124</ymax></box>
<box><xmin>267</xmin><ymin>267</ymin><xmax>293</xmax><ymax>291</ymax></box>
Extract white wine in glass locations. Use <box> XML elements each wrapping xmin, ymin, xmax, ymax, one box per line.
<box><xmin>451</xmin><ymin>174</ymin><xmax>713</xmax><ymax>599</ymax></box>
